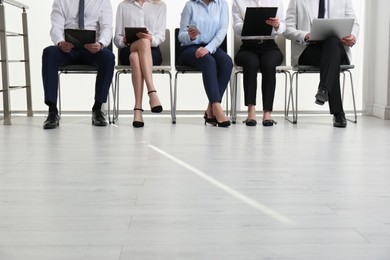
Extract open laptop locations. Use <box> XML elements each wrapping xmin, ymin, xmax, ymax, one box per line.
<box><xmin>309</xmin><ymin>18</ymin><xmax>354</xmax><ymax>41</ymax></box>
<box><xmin>241</xmin><ymin>7</ymin><xmax>278</xmax><ymax>37</ymax></box>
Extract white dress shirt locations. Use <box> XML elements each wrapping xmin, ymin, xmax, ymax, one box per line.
<box><xmin>50</xmin><ymin>0</ymin><xmax>113</xmax><ymax>48</ymax></box>
<box><xmin>232</xmin><ymin>0</ymin><xmax>286</xmax><ymax>40</ymax></box>
<box><xmin>114</xmin><ymin>0</ymin><xmax>167</xmax><ymax>48</ymax></box>
<box><xmin>311</xmin><ymin>0</ymin><xmax>329</xmax><ymax>19</ymax></box>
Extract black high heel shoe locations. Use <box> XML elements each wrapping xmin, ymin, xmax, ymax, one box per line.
<box><xmin>203</xmin><ymin>111</ymin><xmax>217</xmax><ymax>125</ymax></box>
<box><xmin>148</xmin><ymin>90</ymin><xmax>163</xmax><ymax>113</ymax></box>
<box><xmin>216</xmin><ymin>119</ymin><xmax>231</xmax><ymax>127</ymax></box>
<box><xmin>133</xmin><ymin>108</ymin><xmax>144</xmax><ymax>128</ymax></box>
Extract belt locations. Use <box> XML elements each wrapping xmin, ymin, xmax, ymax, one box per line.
<box><xmin>242</xmin><ymin>39</ymin><xmax>275</xmax><ymax>44</ymax></box>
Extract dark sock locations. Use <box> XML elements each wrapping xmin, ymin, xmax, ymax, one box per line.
<box><xmin>46</xmin><ymin>101</ymin><xmax>58</xmax><ymax>114</ymax></box>
<box><xmin>92</xmin><ymin>101</ymin><xmax>102</xmax><ymax>112</ymax></box>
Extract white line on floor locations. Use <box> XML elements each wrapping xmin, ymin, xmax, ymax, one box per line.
<box><xmin>148</xmin><ymin>144</ymin><xmax>294</xmax><ymax>225</ymax></box>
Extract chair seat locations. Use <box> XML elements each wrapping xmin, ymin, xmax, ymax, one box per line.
<box><xmin>59</xmin><ymin>64</ymin><xmax>98</xmax><ymax>72</ymax></box>
<box><xmin>175</xmin><ymin>65</ymin><xmax>201</xmax><ymax>72</ymax></box>
<box><xmin>293</xmin><ymin>64</ymin><xmax>354</xmax><ymax>72</ymax></box>
<box><xmin>234</xmin><ymin>65</ymin><xmax>292</xmax><ymax>72</ymax></box>
<box><xmin>115</xmin><ymin>65</ymin><xmax>172</xmax><ymax>72</ymax></box>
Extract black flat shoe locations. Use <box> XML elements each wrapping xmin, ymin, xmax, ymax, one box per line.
<box><xmin>333</xmin><ymin>112</ymin><xmax>347</xmax><ymax>128</ymax></box>
<box><xmin>148</xmin><ymin>90</ymin><xmax>163</xmax><ymax>113</ymax></box>
<box><xmin>315</xmin><ymin>88</ymin><xmax>329</xmax><ymax>105</ymax></box>
<box><xmin>203</xmin><ymin>111</ymin><xmax>216</xmax><ymax>125</ymax></box>
<box><xmin>242</xmin><ymin>118</ymin><xmax>257</xmax><ymax>126</ymax></box>
<box><xmin>92</xmin><ymin>110</ymin><xmax>108</xmax><ymax>126</ymax></box>
<box><xmin>262</xmin><ymin>119</ymin><xmax>277</xmax><ymax>127</ymax></box>
<box><xmin>43</xmin><ymin>111</ymin><xmax>60</xmax><ymax>129</ymax></box>
<box><xmin>133</xmin><ymin>108</ymin><xmax>144</xmax><ymax>128</ymax></box>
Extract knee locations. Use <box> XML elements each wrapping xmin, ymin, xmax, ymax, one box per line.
<box><xmin>324</xmin><ymin>37</ymin><xmax>341</xmax><ymax>48</ymax></box>
<box><xmin>100</xmin><ymin>49</ymin><xmax>115</xmax><ymax>67</ymax></box>
<box><xmin>42</xmin><ymin>46</ymin><xmax>59</xmax><ymax>60</ymax></box>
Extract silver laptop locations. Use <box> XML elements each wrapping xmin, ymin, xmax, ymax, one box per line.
<box><xmin>310</xmin><ymin>18</ymin><xmax>354</xmax><ymax>41</ymax></box>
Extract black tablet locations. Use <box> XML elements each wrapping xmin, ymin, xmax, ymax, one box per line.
<box><xmin>125</xmin><ymin>27</ymin><xmax>148</xmax><ymax>44</ymax></box>
<box><xmin>64</xmin><ymin>29</ymin><xmax>96</xmax><ymax>48</ymax></box>
<box><xmin>241</xmin><ymin>7</ymin><xmax>278</xmax><ymax>37</ymax></box>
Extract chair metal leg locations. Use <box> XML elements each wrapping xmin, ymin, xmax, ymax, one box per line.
<box><xmin>58</xmin><ymin>72</ymin><xmax>62</xmax><ymax>116</ymax></box>
<box><xmin>285</xmin><ymin>71</ymin><xmax>297</xmax><ymax>124</ymax></box>
<box><xmin>342</xmin><ymin>69</ymin><xmax>357</xmax><ymax>123</ymax></box>
<box><xmin>172</xmin><ymin>71</ymin><xmax>179</xmax><ymax>124</ymax></box>
<box><xmin>230</xmin><ymin>71</ymin><xmax>239</xmax><ymax>124</ymax></box>
<box><xmin>112</xmin><ymin>70</ymin><xmax>121</xmax><ymax>124</ymax></box>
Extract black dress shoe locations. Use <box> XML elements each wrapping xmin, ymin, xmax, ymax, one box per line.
<box><xmin>315</xmin><ymin>88</ymin><xmax>329</xmax><ymax>105</ymax></box>
<box><xmin>43</xmin><ymin>111</ymin><xmax>60</xmax><ymax>129</ymax></box>
<box><xmin>333</xmin><ymin>112</ymin><xmax>347</xmax><ymax>128</ymax></box>
<box><xmin>92</xmin><ymin>110</ymin><xmax>108</xmax><ymax>126</ymax></box>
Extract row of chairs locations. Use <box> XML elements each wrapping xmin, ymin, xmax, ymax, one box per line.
<box><xmin>58</xmin><ymin>28</ymin><xmax>357</xmax><ymax>125</ymax></box>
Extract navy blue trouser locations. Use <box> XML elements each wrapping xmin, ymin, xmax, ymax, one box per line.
<box><xmin>298</xmin><ymin>37</ymin><xmax>348</xmax><ymax>114</ymax></box>
<box><xmin>179</xmin><ymin>45</ymin><xmax>233</xmax><ymax>104</ymax></box>
<box><xmin>42</xmin><ymin>46</ymin><xmax>115</xmax><ymax>106</ymax></box>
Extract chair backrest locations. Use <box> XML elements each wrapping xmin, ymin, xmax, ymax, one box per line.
<box><xmin>174</xmin><ymin>28</ymin><xmax>227</xmax><ymax>66</ymax></box>
<box><xmin>233</xmin><ymin>33</ymin><xmax>287</xmax><ymax>66</ymax></box>
<box><xmin>160</xmin><ymin>29</ymin><xmax>171</xmax><ymax>66</ymax></box>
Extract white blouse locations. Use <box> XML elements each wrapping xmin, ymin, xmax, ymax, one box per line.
<box><xmin>114</xmin><ymin>0</ymin><xmax>167</xmax><ymax>48</ymax></box>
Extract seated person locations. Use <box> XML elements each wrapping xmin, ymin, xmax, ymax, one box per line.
<box><xmin>177</xmin><ymin>0</ymin><xmax>233</xmax><ymax>127</ymax></box>
<box><xmin>42</xmin><ymin>0</ymin><xmax>115</xmax><ymax>129</ymax></box>
<box><xmin>284</xmin><ymin>0</ymin><xmax>359</xmax><ymax>127</ymax></box>
<box><xmin>114</xmin><ymin>0</ymin><xmax>167</xmax><ymax>128</ymax></box>
<box><xmin>232</xmin><ymin>0</ymin><xmax>285</xmax><ymax>127</ymax></box>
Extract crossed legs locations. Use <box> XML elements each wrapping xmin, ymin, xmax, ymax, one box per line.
<box><xmin>129</xmin><ymin>39</ymin><xmax>162</xmax><ymax>125</ymax></box>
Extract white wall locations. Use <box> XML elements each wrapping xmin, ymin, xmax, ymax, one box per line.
<box><xmin>1</xmin><ymin>0</ymin><xmax>365</xmax><ymax>115</ymax></box>
<box><xmin>363</xmin><ymin>0</ymin><xmax>390</xmax><ymax>119</ymax></box>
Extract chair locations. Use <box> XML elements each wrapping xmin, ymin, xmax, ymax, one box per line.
<box><xmin>112</xmin><ymin>29</ymin><xmax>172</xmax><ymax>124</ymax></box>
<box><xmin>285</xmin><ymin>63</ymin><xmax>357</xmax><ymax>124</ymax></box>
<box><xmin>173</xmin><ymin>28</ymin><xmax>228</xmax><ymax>124</ymax></box>
<box><xmin>58</xmin><ymin>42</ymin><xmax>113</xmax><ymax>121</ymax></box>
<box><xmin>230</xmin><ymin>34</ymin><xmax>292</xmax><ymax>124</ymax></box>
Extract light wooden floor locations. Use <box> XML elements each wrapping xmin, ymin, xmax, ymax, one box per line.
<box><xmin>1</xmin><ymin>114</ymin><xmax>390</xmax><ymax>260</ymax></box>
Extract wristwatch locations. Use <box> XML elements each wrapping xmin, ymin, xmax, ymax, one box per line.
<box><xmin>98</xmin><ymin>42</ymin><xmax>104</xmax><ymax>50</ymax></box>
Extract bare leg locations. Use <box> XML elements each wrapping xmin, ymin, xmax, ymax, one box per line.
<box><xmin>247</xmin><ymin>104</ymin><xmax>256</xmax><ymax>121</ymax></box>
<box><xmin>263</xmin><ymin>110</ymin><xmax>272</xmax><ymax>121</ymax></box>
<box><xmin>212</xmin><ymin>102</ymin><xmax>229</xmax><ymax>123</ymax></box>
<box><xmin>130</xmin><ymin>38</ymin><xmax>162</xmax><ymax>110</ymax></box>
<box><xmin>129</xmin><ymin>51</ymin><xmax>144</xmax><ymax>123</ymax></box>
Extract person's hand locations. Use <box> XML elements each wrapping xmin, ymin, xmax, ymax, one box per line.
<box><xmin>187</xmin><ymin>26</ymin><xmax>200</xmax><ymax>41</ymax></box>
<box><xmin>137</xmin><ymin>31</ymin><xmax>152</xmax><ymax>42</ymax></box>
<box><xmin>123</xmin><ymin>34</ymin><xmax>127</xmax><ymax>45</ymax></box>
<box><xmin>195</xmin><ymin>47</ymin><xmax>209</xmax><ymax>59</ymax></box>
<box><xmin>341</xmin><ymin>34</ymin><xmax>356</xmax><ymax>47</ymax></box>
<box><xmin>266</xmin><ymin>17</ymin><xmax>280</xmax><ymax>30</ymax></box>
<box><xmin>84</xmin><ymin>42</ymin><xmax>102</xmax><ymax>53</ymax></box>
<box><xmin>304</xmin><ymin>33</ymin><xmax>310</xmax><ymax>42</ymax></box>
<box><xmin>58</xmin><ymin>41</ymin><xmax>74</xmax><ymax>53</ymax></box>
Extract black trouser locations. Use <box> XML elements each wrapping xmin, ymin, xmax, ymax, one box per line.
<box><xmin>234</xmin><ymin>40</ymin><xmax>283</xmax><ymax>111</ymax></box>
<box><xmin>298</xmin><ymin>37</ymin><xmax>348</xmax><ymax>114</ymax></box>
